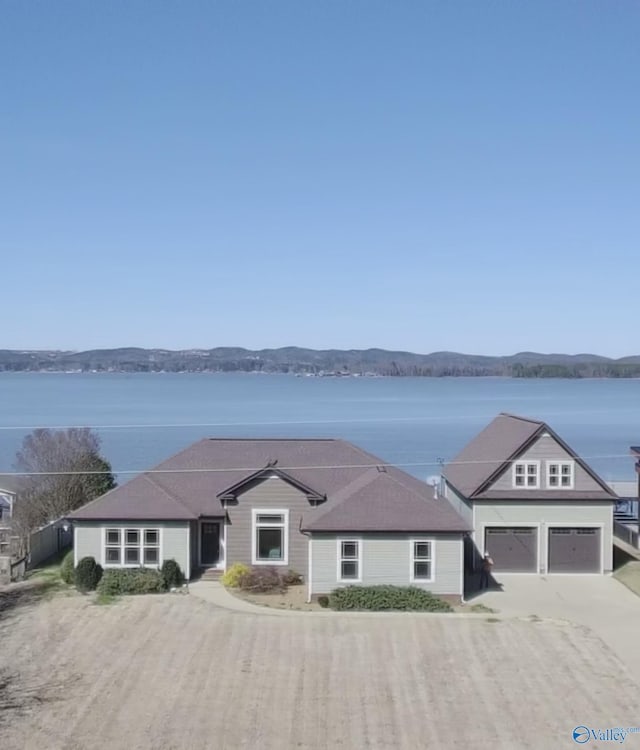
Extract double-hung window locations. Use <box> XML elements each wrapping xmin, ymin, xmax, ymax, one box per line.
<box><xmin>104</xmin><ymin>528</ymin><xmax>160</xmax><ymax>567</ymax></box>
<box><xmin>411</xmin><ymin>540</ymin><xmax>433</xmax><ymax>582</ymax></box>
<box><xmin>547</xmin><ymin>461</ymin><xmax>574</xmax><ymax>489</ymax></box>
<box><xmin>252</xmin><ymin>510</ymin><xmax>288</xmax><ymax>565</ymax></box>
<box><xmin>338</xmin><ymin>539</ymin><xmax>361</xmax><ymax>582</ymax></box>
<box><xmin>513</xmin><ymin>461</ymin><xmax>539</xmax><ymax>488</ymax></box>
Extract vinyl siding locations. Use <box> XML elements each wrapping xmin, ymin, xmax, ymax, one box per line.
<box><xmin>473</xmin><ymin>501</ymin><xmax>613</xmax><ymax>573</ymax></box>
<box><xmin>225</xmin><ymin>477</ymin><xmax>310</xmax><ymax>575</ymax></box>
<box><xmin>73</xmin><ymin>521</ymin><xmax>191</xmax><ymax>578</ymax></box>
<box><xmin>490</xmin><ymin>433</ymin><xmax>606</xmax><ymax>492</ymax></box>
<box><xmin>444</xmin><ymin>483</ymin><xmax>473</xmax><ymax>525</ymax></box>
<box><xmin>310</xmin><ymin>533</ymin><xmax>463</xmax><ymax>596</ymax></box>
<box><xmin>74</xmin><ymin>523</ymin><xmax>102</xmax><ymax>566</ymax></box>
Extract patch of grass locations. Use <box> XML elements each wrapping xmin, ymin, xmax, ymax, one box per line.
<box><xmin>469</xmin><ymin>603</ymin><xmax>496</xmax><ymax>614</ymax></box>
<box><xmin>485</xmin><ymin>617</ymin><xmax>500</xmax><ymax>623</ymax></box>
<box><xmin>613</xmin><ymin>561</ymin><xmax>640</xmax><ymax>598</ymax></box>
<box><xmin>94</xmin><ymin>592</ymin><xmax>119</xmax><ymax>606</ymax></box>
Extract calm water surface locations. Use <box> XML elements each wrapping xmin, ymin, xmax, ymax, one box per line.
<box><xmin>0</xmin><ymin>373</ymin><xmax>638</xmax><ymax>481</ymax></box>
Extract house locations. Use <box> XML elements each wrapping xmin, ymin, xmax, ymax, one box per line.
<box><xmin>68</xmin><ymin>439</ymin><xmax>470</xmax><ymax>601</ymax></box>
<box><xmin>0</xmin><ymin>474</ymin><xmax>19</xmax><ymax>556</ymax></box>
<box><xmin>443</xmin><ymin>413</ymin><xmax>617</xmax><ymax>575</ymax></box>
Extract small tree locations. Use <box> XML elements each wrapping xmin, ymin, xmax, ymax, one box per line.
<box><xmin>12</xmin><ymin>428</ymin><xmax>116</xmax><ymax>551</ymax></box>
<box><xmin>74</xmin><ymin>556</ymin><xmax>103</xmax><ymax>592</ymax></box>
<box><xmin>160</xmin><ymin>559</ymin><xmax>184</xmax><ymax>589</ymax></box>
<box><xmin>60</xmin><ymin>550</ymin><xmax>75</xmax><ymax>584</ymax></box>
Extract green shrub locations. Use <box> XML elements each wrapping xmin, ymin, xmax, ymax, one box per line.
<box><xmin>74</xmin><ymin>556</ymin><xmax>103</xmax><ymax>592</ymax></box>
<box><xmin>97</xmin><ymin>568</ymin><xmax>166</xmax><ymax>596</ymax></box>
<box><xmin>317</xmin><ymin>595</ymin><xmax>329</xmax><ymax>608</ymax></box>
<box><xmin>160</xmin><ymin>559</ymin><xmax>184</xmax><ymax>589</ymax></box>
<box><xmin>220</xmin><ymin>562</ymin><xmax>250</xmax><ymax>588</ymax></box>
<box><xmin>328</xmin><ymin>585</ymin><xmax>453</xmax><ymax>612</ymax></box>
<box><xmin>238</xmin><ymin>566</ymin><xmax>286</xmax><ymax>593</ymax></box>
<box><xmin>281</xmin><ymin>569</ymin><xmax>303</xmax><ymax>586</ymax></box>
<box><xmin>60</xmin><ymin>550</ymin><xmax>75</xmax><ymax>585</ymax></box>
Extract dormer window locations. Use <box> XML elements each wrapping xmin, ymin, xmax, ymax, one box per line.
<box><xmin>547</xmin><ymin>461</ymin><xmax>574</xmax><ymax>489</ymax></box>
<box><xmin>513</xmin><ymin>461</ymin><xmax>539</xmax><ymax>488</ymax></box>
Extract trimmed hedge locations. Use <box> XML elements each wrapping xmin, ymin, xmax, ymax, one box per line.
<box><xmin>97</xmin><ymin>568</ymin><xmax>165</xmax><ymax>596</ymax></box>
<box><xmin>74</xmin><ymin>556</ymin><xmax>103</xmax><ymax>592</ymax></box>
<box><xmin>160</xmin><ymin>559</ymin><xmax>184</xmax><ymax>589</ymax></box>
<box><xmin>328</xmin><ymin>585</ymin><xmax>453</xmax><ymax>612</ymax></box>
<box><xmin>220</xmin><ymin>562</ymin><xmax>251</xmax><ymax>588</ymax></box>
<box><xmin>60</xmin><ymin>550</ymin><xmax>75</xmax><ymax>585</ymax></box>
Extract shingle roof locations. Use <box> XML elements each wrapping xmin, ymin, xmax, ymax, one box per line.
<box><xmin>0</xmin><ymin>474</ymin><xmax>22</xmax><ymax>495</ymax></box>
<box><xmin>444</xmin><ymin>413</ymin><xmax>616</xmax><ymax>500</ymax></box>
<box><xmin>444</xmin><ymin>414</ymin><xmax>543</xmax><ymax>497</ymax></box>
<box><xmin>69</xmin><ymin>438</ymin><xmax>469</xmax><ymax>532</ymax></box>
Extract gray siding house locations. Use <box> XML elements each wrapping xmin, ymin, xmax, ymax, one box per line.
<box><xmin>69</xmin><ymin>439</ymin><xmax>469</xmax><ymax>600</ymax></box>
<box><xmin>443</xmin><ymin>414</ymin><xmax>617</xmax><ymax>576</ymax></box>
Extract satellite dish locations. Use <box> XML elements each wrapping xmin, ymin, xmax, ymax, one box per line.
<box><xmin>426</xmin><ymin>475</ymin><xmax>440</xmax><ymax>486</ymax></box>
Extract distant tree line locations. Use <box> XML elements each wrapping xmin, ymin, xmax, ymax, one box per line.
<box><xmin>2</xmin><ymin>348</ymin><xmax>640</xmax><ymax>378</ymax></box>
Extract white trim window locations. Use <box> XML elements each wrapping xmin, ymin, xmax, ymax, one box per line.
<box><xmin>513</xmin><ymin>461</ymin><xmax>539</xmax><ymax>488</ymax></box>
<box><xmin>410</xmin><ymin>539</ymin><xmax>434</xmax><ymax>582</ymax></box>
<box><xmin>104</xmin><ymin>527</ymin><xmax>160</xmax><ymax>567</ymax></box>
<box><xmin>546</xmin><ymin>461</ymin><xmax>574</xmax><ymax>489</ymax></box>
<box><xmin>337</xmin><ymin>539</ymin><xmax>361</xmax><ymax>582</ymax></box>
<box><xmin>252</xmin><ymin>510</ymin><xmax>289</xmax><ymax>565</ymax></box>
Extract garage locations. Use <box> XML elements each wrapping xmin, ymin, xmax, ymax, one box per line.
<box><xmin>485</xmin><ymin>527</ymin><xmax>538</xmax><ymax>572</ymax></box>
<box><xmin>548</xmin><ymin>528</ymin><xmax>601</xmax><ymax>573</ymax></box>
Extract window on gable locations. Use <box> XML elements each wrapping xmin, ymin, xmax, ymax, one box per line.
<box><xmin>547</xmin><ymin>461</ymin><xmax>574</xmax><ymax>489</ymax></box>
<box><xmin>253</xmin><ymin>511</ymin><xmax>288</xmax><ymax>564</ymax></box>
<box><xmin>513</xmin><ymin>462</ymin><xmax>539</xmax><ymax>488</ymax></box>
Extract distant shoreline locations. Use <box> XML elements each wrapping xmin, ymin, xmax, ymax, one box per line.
<box><xmin>1</xmin><ymin>346</ymin><xmax>639</xmax><ymax>378</ymax></box>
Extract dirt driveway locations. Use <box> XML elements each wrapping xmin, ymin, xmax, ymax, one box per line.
<box><xmin>1</xmin><ymin>588</ymin><xmax>639</xmax><ymax>750</ymax></box>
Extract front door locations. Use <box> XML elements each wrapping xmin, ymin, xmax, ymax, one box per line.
<box><xmin>201</xmin><ymin>522</ymin><xmax>220</xmax><ymax>566</ymax></box>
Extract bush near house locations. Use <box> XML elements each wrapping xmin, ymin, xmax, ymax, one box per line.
<box><xmin>328</xmin><ymin>585</ymin><xmax>453</xmax><ymax>612</ymax></box>
<box><xmin>160</xmin><ymin>559</ymin><xmax>185</xmax><ymax>589</ymax></box>
<box><xmin>220</xmin><ymin>562</ymin><xmax>251</xmax><ymax>588</ymax></box>
<box><xmin>281</xmin><ymin>569</ymin><xmax>304</xmax><ymax>586</ymax></box>
<box><xmin>74</xmin><ymin>556</ymin><xmax>103</xmax><ymax>592</ymax></box>
<box><xmin>237</xmin><ymin>566</ymin><xmax>286</xmax><ymax>593</ymax></box>
<box><xmin>60</xmin><ymin>550</ymin><xmax>75</xmax><ymax>585</ymax></box>
<box><xmin>96</xmin><ymin>568</ymin><xmax>165</xmax><ymax>596</ymax></box>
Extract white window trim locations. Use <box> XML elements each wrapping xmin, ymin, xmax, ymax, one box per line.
<box><xmin>409</xmin><ymin>538</ymin><xmax>435</xmax><ymax>584</ymax></box>
<box><xmin>546</xmin><ymin>460</ymin><xmax>575</xmax><ymax>490</ymax></box>
<box><xmin>101</xmin><ymin>526</ymin><xmax>164</xmax><ymax>568</ymax></box>
<box><xmin>251</xmin><ymin>509</ymin><xmax>289</xmax><ymax>566</ymax></box>
<box><xmin>336</xmin><ymin>537</ymin><xmax>362</xmax><ymax>583</ymax></box>
<box><xmin>512</xmin><ymin>460</ymin><xmax>541</xmax><ymax>489</ymax></box>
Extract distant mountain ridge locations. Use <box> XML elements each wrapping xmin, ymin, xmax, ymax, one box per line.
<box><xmin>0</xmin><ymin>347</ymin><xmax>639</xmax><ymax>378</ymax></box>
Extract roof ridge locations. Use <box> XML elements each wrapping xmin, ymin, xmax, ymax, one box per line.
<box><xmin>206</xmin><ymin>438</ymin><xmax>338</xmax><ymax>442</ymax></box>
<box><xmin>498</xmin><ymin>412</ymin><xmax>545</xmax><ymax>425</ymax></box>
<box><xmin>143</xmin><ymin>474</ymin><xmax>198</xmax><ymax>516</ymax></box>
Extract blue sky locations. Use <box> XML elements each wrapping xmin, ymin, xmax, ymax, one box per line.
<box><xmin>2</xmin><ymin>1</ymin><xmax>638</xmax><ymax>356</ymax></box>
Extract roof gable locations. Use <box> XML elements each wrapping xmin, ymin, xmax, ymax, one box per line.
<box><xmin>444</xmin><ymin>413</ymin><xmax>617</xmax><ymax>501</ymax></box>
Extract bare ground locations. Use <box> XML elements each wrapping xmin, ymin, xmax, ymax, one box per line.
<box><xmin>1</xmin><ymin>589</ymin><xmax>638</xmax><ymax>750</ymax></box>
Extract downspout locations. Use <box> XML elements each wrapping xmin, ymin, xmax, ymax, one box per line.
<box><xmin>299</xmin><ymin>520</ymin><xmax>313</xmax><ymax>603</ymax></box>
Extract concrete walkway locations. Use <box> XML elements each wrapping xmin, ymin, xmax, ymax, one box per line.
<box><xmin>188</xmin><ymin>580</ymin><xmax>491</xmax><ymax>619</ymax></box>
<box><xmin>470</xmin><ymin>574</ymin><xmax>640</xmax><ymax>682</ymax></box>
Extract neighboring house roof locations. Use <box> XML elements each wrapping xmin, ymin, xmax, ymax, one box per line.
<box><xmin>0</xmin><ymin>474</ymin><xmax>21</xmax><ymax>495</ymax></box>
<box><xmin>444</xmin><ymin>413</ymin><xmax>617</xmax><ymax>501</ymax></box>
<box><xmin>69</xmin><ymin>438</ymin><xmax>469</xmax><ymax>532</ymax></box>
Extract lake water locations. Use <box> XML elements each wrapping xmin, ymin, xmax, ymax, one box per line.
<box><xmin>0</xmin><ymin>373</ymin><xmax>638</xmax><ymax>482</ymax></box>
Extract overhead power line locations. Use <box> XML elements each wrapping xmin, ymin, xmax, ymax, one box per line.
<box><xmin>1</xmin><ymin>452</ymin><xmax>634</xmax><ymax>478</ymax></box>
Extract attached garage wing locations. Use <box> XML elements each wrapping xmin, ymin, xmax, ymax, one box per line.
<box><xmin>485</xmin><ymin>527</ymin><xmax>538</xmax><ymax>573</ymax></box>
<box><xmin>548</xmin><ymin>528</ymin><xmax>601</xmax><ymax>573</ymax></box>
